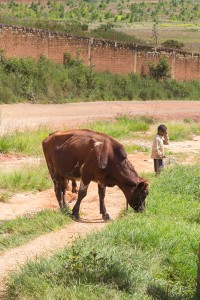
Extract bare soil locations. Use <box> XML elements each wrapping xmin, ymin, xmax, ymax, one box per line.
<box><xmin>0</xmin><ymin>101</ymin><xmax>200</xmax><ymax>134</ymax></box>
<box><xmin>0</xmin><ymin>101</ymin><xmax>200</xmax><ymax>292</ymax></box>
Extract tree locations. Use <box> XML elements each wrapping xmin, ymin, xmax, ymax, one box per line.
<box><xmin>152</xmin><ymin>23</ymin><xmax>159</xmax><ymax>47</ymax></box>
<box><xmin>148</xmin><ymin>58</ymin><xmax>171</xmax><ymax>81</ymax></box>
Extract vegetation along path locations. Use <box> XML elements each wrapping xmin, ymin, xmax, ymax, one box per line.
<box><xmin>0</xmin><ymin>100</ymin><xmax>200</xmax><ymax>294</ymax></box>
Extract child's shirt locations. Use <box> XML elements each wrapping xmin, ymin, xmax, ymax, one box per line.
<box><xmin>151</xmin><ymin>134</ymin><xmax>169</xmax><ymax>159</ymax></box>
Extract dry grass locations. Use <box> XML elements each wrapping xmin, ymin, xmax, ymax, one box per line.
<box><xmin>119</xmin><ymin>22</ymin><xmax>200</xmax><ymax>52</ymax></box>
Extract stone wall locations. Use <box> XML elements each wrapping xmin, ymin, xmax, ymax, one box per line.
<box><xmin>0</xmin><ymin>24</ymin><xmax>200</xmax><ymax>81</ymax></box>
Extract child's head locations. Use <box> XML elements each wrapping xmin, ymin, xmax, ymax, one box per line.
<box><xmin>157</xmin><ymin>124</ymin><xmax>167</xmax><ymax>136</ymax></box>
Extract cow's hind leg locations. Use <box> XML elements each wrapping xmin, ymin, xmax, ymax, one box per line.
<box><xmin>53</xmin><ymin>176</ymin><xmax>68</xmax><ymax>211</ymax></box>
<box><xmin>72</xmin><ymin>180</ymin><xmax>89</xmax><ymax>220</ymax></box>
<box><xmin>98</xmin><ymin>183</ymin><xmax>110</xmax><ymax>221</ymax></box>
<box><xmin>46</xmin><ymin>164</ymin><xmax>65</xmax><ymax>210</ymax></box>
<box><xmin>53</xmin><ymin>179</ymin><xmax>63</xmax><ymax>210</ymax></box>
<box><xmin>61</xmin><ymin>178</ymin><xmax>68</xmax><ymax>208</ymax></box>
<box><xmin>71</xmin><ymin>179</ymin><xmax>78</xmax><ymax>193</ymax></box>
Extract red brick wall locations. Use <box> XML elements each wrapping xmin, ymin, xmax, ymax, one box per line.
<box><xmin>0</xmin><ymin>24</ymin><xmax>200</xmax><ymax>81</ymax></box>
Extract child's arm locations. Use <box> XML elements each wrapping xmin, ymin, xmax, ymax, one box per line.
<box><xmin>163</xmin><ymin>133</ymin><xmax>169</xmax><ymax>145</ymax></box>
<box><xmin>155</xmin><ymin>138</ymin><xmax>165</xmax><ymax>158</ymax></box>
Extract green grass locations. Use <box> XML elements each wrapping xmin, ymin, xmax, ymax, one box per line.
<box><xmin>147</xmin><ymin>120</ymin><xmax>200</xmax><ymax>142</ymax></box>
<box><xmin>161</xmin><ymin>121</ymin><xmax>200</xmax><ymax>141</ymax></box>
<box><xmin>0</xmin><ymin>127</ymin><xmax>50</xmax><ymax>156</ymax></box>
<box><xmin>0</xmin><ymin>210</ymin><xmax>72</xmax><ymax>254</ymax></box>
<box><xmin>0</xmin><ymin>162</ymin><xmax>51</xmax><ymax>193</ymax></box>
<box><xmin>5</xmin><ymin>164</ymin><xmax>200</xmax><ymax>300</ymax></box>
<box><xmin>85</xmin><ymin>115</ymin><xmax>152</xmax><ymax>140</ymax></box>
<box><xmin>124</xmin><ymin>143</ymin><xmax>149</xmax><ymax>153</ymax></box>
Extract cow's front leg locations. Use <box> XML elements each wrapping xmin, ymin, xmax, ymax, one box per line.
<box><xmin>98</xmin><ymin>183</ymin><xmax>110</xmax><ymax>221</ymax></box>
<box><xmin>72</xmin><ymin>181</ymin><xmax>89</xmax><ymax>220</ymax></box>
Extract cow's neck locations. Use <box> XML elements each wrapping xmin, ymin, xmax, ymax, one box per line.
<box><xmin>119</xmin><ymin>159</ymin><xmax>139</xmax><ymax>183</ymax></box>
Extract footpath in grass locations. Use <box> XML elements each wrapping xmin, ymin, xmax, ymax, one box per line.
<box><xmin>4</xmin><ymin>164</ymin><xmax>200</xmax><ymax>300</ymax></box>
<box><xmin>0</xmin><ymin>210</ymin><xmax>72</xmax><ymax>254</ymax></box>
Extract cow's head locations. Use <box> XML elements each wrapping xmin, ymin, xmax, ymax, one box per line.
<box><xmin>128</xmin><ymin>180</ymin><xmax>149</xmax><ymax>212</ymax></box>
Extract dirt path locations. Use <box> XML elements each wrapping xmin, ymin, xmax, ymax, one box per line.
<box><xmin>0</xmin><ymin>101</ymin><xmax>200</xmax><ymax>134</ymax></box>
<box><xmin>0</xmin><ymin>101</ymin><xmax>200</xmax><ymax>293</ymax></box>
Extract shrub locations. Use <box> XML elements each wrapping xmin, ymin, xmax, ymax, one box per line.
<box><xmin>164</xmin><ymin>80</ymin><xmax>189</xmax><ymax>99</ymax></box>
<box><xmin>162</xmin><ymin>39</ymin><xmax>184</xmax><ymax>50</ymax></box>
<box><xmin>0</xmin><ymin>55</ymin><xmax>198</xmax><ymax>103</ymax></box>
<box><xmin>148</xmin><ymin>58</ymin><xmax>171</xmax><ymax>81</ymax></box>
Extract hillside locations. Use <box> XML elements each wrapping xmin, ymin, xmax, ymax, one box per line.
<box><xmin>0</xmin><ymin>0</ymin><xmax>200</xmax><ymax>51</ymax></box>
<box><xmin>1</xmin><ymin>0</ymin><xmax>200</xmax><ymax>24</ymax></box>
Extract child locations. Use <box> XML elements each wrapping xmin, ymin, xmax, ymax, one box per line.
<box><xmin>151</xmin><ymin>124</ymin><xmax>169</xmax><ymax>174</ymax></box>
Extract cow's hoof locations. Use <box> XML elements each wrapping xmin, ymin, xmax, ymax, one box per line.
<box><xmin>102</xmin><ymin>213</ymin><xmax>111</xmax><ymax>221</ymax></box>
<box><xmin>72</xmin><ymin>214</ymin><xmax>80</xmax><ymax>221</ymax></box>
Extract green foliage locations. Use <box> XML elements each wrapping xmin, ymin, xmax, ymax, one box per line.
<box><xmin>63</xmin><ymin>51</ymin><xmax>82</xmax><ymax>68</ymax></box>
<box><xmin>0</xmin><ymin>0</ymin><xmax>200</xmax><ymax>36</ymax></box>
<box><xmin>162</xmin><ymin>39</ymin><xmax>185</xmax><ymax>49</ymax></box>
<box><xmin>0</xmin><ymin>55</ymin><xmax>199</xmax><ymax>102</ymax></box>
<box><xmin>164</xmin><ymin>80</ymin><xmax>190</xmax><ymax>99</ymax></box>
<box><xmin>5</xmin><ymin>164</ymin><xmax>200</xmax><ymax>300</ymax></box>
<box><xmin>148</xmin><ymin>58</ymin><xmax>171</xmax><ymax>81</ymax></box>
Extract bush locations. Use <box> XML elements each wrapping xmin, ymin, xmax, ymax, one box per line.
<box><xmin>0</xmin><ymin>55</ymin><xmax>199</xmax><ymax>103</ymax></box>
<box><xmin>164</xmin><ymin>80</ymin><xmax>189</xmax><ymax>99</ymax></box>
<box><xmin>162</xmin><ymin>39</ymin><xmax>184</xmax><ymax>50</ymax></box>
<box><xmin>148</xmin><ymin>58</ymin><xmax>171</xmax><ymax>81</ymax></box>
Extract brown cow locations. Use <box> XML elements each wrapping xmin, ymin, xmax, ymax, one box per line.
<box><xmin>42</xmin><ymin>129</ymin><xmax>149</xmax><ymax>220</ymax></box>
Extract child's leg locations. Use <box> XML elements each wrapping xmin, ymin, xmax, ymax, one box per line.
<box><xmin>154</xmin><ymin>159</ymin><xmax>164</xmax><ymax>174</ymax></box>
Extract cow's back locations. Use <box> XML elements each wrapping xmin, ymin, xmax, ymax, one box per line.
<box><xmin>42</xmin><ymin>129</ymin><xmax>127</xmax><ymax>179</ymax></box>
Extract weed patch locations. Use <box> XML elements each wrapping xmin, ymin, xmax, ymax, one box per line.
<box><xmin>0</xmin><ymin>127</ymin><xmax>50</xmax><ymax>156</ymax></box>
<box><xmin>0</xmin><ymin>163</ymin><xmax>51</xmax><ymax>193</ymax></box>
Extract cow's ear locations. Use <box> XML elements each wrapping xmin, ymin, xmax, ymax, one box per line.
<box><xmin>137</xmin><ymin>180</ymin><xmax>148</xmax><ymax>190</ymax></box>
<box><xmin>93</xmin><ymin>141</ymin><xmax>108</xmax><ymax>169</ymax></box>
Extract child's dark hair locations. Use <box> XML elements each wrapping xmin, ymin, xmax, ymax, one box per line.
<box><xmin>158</xmin><ymin>124</ymin><xmax>167</xmax><ymax>132</ymax></box>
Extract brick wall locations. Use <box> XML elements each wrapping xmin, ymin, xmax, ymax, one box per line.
<box><xmin>0</xmin><ymin>24</ymin><xmax>200</xmax><ymax>81</ymax></box>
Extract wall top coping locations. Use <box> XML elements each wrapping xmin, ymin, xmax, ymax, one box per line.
<box><xmin>0</xmin><ymin>23</ymin><xmax>200</xmax><ymax>58</ymax></box>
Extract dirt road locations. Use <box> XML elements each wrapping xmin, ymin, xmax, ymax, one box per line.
<box><xmin>0</xmin><ymin>101</ymin><xmax>200</xmax><ymax>133</ymax></box>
